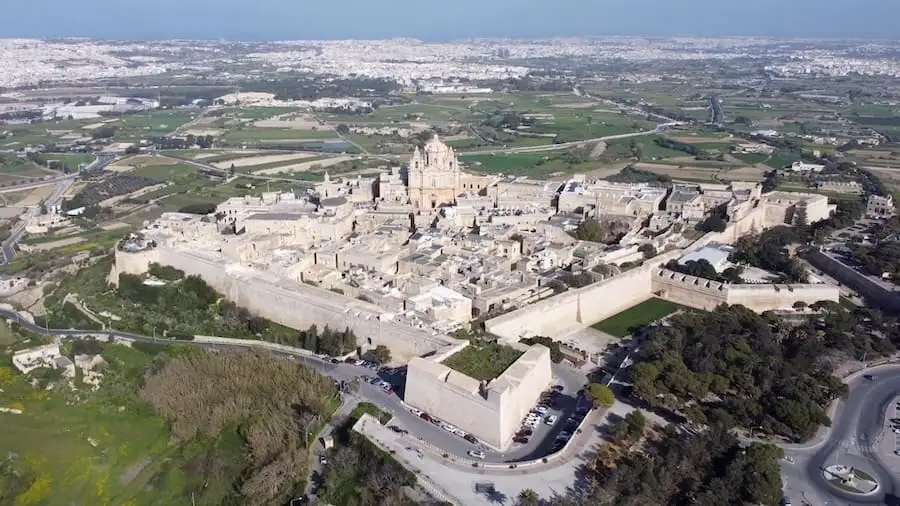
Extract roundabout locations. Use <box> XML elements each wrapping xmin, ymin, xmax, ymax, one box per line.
<box><xmin>823</xmin><ymin>464</ymin><xmax>880</xmax><ymax>496</ymax></box>
<box><xmin>783</xmin><ymin>365</ymin><xmax>900</xmax><ymax>505</ymax></box>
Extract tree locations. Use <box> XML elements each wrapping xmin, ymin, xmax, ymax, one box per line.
<box><xmin>516</xmin><ymin>488</ymin><xmax>540</xmax><ymax>506</ymax></box>
<box><xmin>371</xmin><ymin>345</ymin><xmax>392</xmax><ymax>364</ymax></box>
<box><xmin>696</xmin><ymin>214</ymin><xmax>727</xmax><ymax>233</ymax></box>
<box><xmin>638</xmin><ymin>243</ymin><xmax>657</xmax><ymax>259</ymax></box>
<box><xmin>623</xmin><ymin>410</ymin><xmax>647</xmax><ymax>440</ymax></box>
<box><xmin>587</xmin><ymin>383</ymin><xmax>615</xmax><ymax>408</ymax></box>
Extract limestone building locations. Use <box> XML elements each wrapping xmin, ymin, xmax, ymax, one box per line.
<box><xmin>404</xmin><ymin>344</ymin><xmax>552</xmax><ymax>450</ymax></box>
<box><xmin>408</xmin><ymin>135</ymin><xmax>462</xmax><ymax>209</ymax></box>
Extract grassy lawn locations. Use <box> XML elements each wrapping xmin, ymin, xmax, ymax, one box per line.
<box><xmin>442</xmin><ymin>342</ymin><xmax>524</xmax><ymax>381</ymax></box>
<box><xmin>0</xmin><ymin>341</ymin><xmax>192</xmax><ymax>506</ymax></box>
<box><xmin>348</xmin><ymin>402</ymin><xmax>392</xmax><ymax>425</ymax></box>
<box><xmin>592</xmin><ymin>298</ymin><xmax>692</xmax><ymax>337</ymax></box>
<box><xmin>839</xmin><ymin>296</ymin><xmax>859</xmax><ymax>310</ymax></box>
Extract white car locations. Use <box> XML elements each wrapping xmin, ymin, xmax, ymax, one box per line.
<box><xmin>524</xmin><ymin>420</ymin><xmax>540</xmax><ymax>428</ymax></box>
<box><xmin>441</xmin><ymin>423</ymin><xmax>457</xmax><ymax>433</ymax></box>
<box><xmin>545</xmin><ymin>415</ymin><xmax>558</xmax><ymax>425</ymax></box>
<box><xmin>534</xmin><ymin>406</ymin><xmax>549</xmax><ymax>414</ymax></box>
<box><xmin>453</xmin><ymin>428</ymin><xmax>467</xmax><ymax>437</ymax></box>
<box><xmin>893</xmin><ymin>428</ymin><xmax>900</xmax><ymax>435</ymax></box>
<box><xmin>468</xmin><ymin>450</ymin><xmax>486</xmax><ymax>460</ymax></box>
<box><xmin>409</xmin><ymin>407</ymin><xmax>423</xmax><ymax>417</ymax></box>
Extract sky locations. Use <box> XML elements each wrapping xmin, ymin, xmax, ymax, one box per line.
<box><xmin>2</xmin><ymin>0</ymin><xmax>899</xmax><ymax>40</ymax></box>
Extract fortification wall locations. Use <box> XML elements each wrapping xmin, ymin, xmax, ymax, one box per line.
<box><xmin>803</xmin><ymin>249</ymin><xmax>900</xmax><ymax>313</ymax></box>
<box><xmin>652</xmin><ymin>270</ymin><xmax>729</xmax><ymax>310</ymax></box>
<box><xmin>727</xmin><ymin>283</ymin><xmax>839</xmax><ymax>311</ymax></box>
<box><xmin>487</xmin><ymin>252</ymin><xmax>684</xmax><ymax>341</ymax></box>
<box><xmin>110</xmin><ymin>248</ymin><xmax>160</xmax><ymax>285</ymax></box>
<box><xmin>497</xmin><ymin>350</ymin><xmax>552</xmax><ymax>445</ymax></box>
<box><xmin>404</xmin><ymin>360</ymin><xmax>504</xmax><ymax>448</ymax></box>
<box><xmin>405</xmin><ymin>346</ymin><xmax>551</xmax><ymax>450</ymax></box>
<box><xmin>114</xmin><ymin>247</ymin><xmax>455</xmax><ymax>361</ymax></box>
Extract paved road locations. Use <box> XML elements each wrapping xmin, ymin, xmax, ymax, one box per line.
<box><xmin>783</xmin><ymin>366</ymin><xmax>900</xmax><ymax>505</ymax></box>
<box><xmin>0</xmin><ymin>173</ymin><xmax>77</xmax><ymax>194</ymax></box>
<box><xmin>157</xmin><ymin>154</ymin><xmax>319</xmax><ymax>186</ymax></box>
<box><xmin>0</xmin><ymin>176</ymin><xmax>75</xmax><ymax>266</ymax></box>
<box><xmin>0</xmin><ymin>309</ymin><xmax>588</xmax><ymax>466</ymax></box>
<box><xmin>457</xmin><ymin>124</ymin><xmax>676</xmax><ymax>156</ymax></box>
<box><xmin>0</xmin><ymin>154</ymin><xmax>117</xmax><ymax>267</ymax></box>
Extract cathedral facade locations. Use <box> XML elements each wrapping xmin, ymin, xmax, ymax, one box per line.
<box><xmin>407</xmin><ymin>135</ymin><xmax>462</xmax><ymax>208</ymax></box>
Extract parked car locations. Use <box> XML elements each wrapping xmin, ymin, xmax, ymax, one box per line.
<box><xmin>545</xmin><ymin>415</ymin><xmax>558</xmax><ymax>425</ymax></box>
<box><xmin>534</xmin><ymin>406</ymin><xmax>549</xmax><ymax>414</ymax></box>
<box><xmin>517</xmin><ymin>427</ymin><xmax>533</xmax><ymax>437</ymax></box>
<box><xmin>552</xmin><ymin>384</ymin><xmax>565</xmax><ymax>392</ymax></box>
<box><xmin>409</xmin><ymin>407</ymin><xmax>423</xmax><ymax>417</ymax></box>
<box><xmin>556</xmin><ymin>431</ymin><xmax>571</xmax><ymax>440</ymax></box>
<box><xmin>319</xmin><ymin>455</ymin><xmax>327</xmax><ymax>465</ymax></box>
<box><xmin>513</xmin><ymin>436</ymin><xmax>529</xmax><ymax>444</ymax></box>
<box><xmin>464</xmin><ymin>434</ymin><xmax>478</xmax><ymax>444</ymax></box>
<box><xmin>420</xmin><ymin>412</ymin><xmax>433</xmax><ymax>422</ymax></box>
<box><xmin>468</xmin><ymin>450</ymin><xmax>486</xmax><ymax>460</ymax></box>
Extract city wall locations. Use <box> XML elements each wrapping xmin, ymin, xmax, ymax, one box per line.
<box><xmin>113</xmin><ymin>247</ymin><xmax>459</xmax><ymax>361</ymax></box>
<box><xmin>405</xmin><ymin>359</ymin><xmax>505</xmax><ymax>448</ymax></box>
<box><xmin>404</xmin><ymin>346</ymin><xmax>551</xmax><ymax>450</ymax></box>
<box><xmin>803</xmin><ymin>249</ymin><xmax>900</xmax><ymax>313</ymax></box>
<box><xmin>487</xmin><ymin>204</ymin><xmax>827</xmax><ymax>342</ymax></box>
<box><xmin>486</xmin><ymin>251</ymin><xmax>683</xmax><ymax>341</ymax></box>
<box><xmin>652</xmin><ymin>268</ymin><xmax>839</xmax><ymax>311</ymax></box>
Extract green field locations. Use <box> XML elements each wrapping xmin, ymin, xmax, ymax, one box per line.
<box><xmin>592</xmin><ymin>298</ymin><xmax>691</xmax><ymax>337</ymax></box>
<box><xmin>765</xmin><ymin>152</ymin><xmax>803</xmax><ymax>170</ymax></box>
<box><xmin>460</xmin><ymin>149</ymin><xmax>597</xmax><ymax>178</ymax></box>
<box><xmin>0</xmin><ymin>340</ymin><xmax>196</xmax><ymax>506</ymax></box>
<box><xmin>222</xmin><ymin>128</ymin><xmax>339</xmax><ymax>143</ymax></box>
<box><xmin>0</xmin><ymin>154</ymin><xmax>48</xmax><ymax>180</ymax></box>
<box><xmin>442</xmin><ymin>342</ymin><xmax>524</xmax><ymax>381</ymax></box>
<box><xmin>732</xmin><ymin>152</ymin><xmax>771</xmax><ymax>165</ymax></box>
<box><xmin>129</xmin><ymin>163</ymin><xmax>198</xmax><ymax>180</ymax></box>
<box><xmin>45</xmin><ymin>153</ymin><xmax>97</xmax><ymax>168</ymax></box>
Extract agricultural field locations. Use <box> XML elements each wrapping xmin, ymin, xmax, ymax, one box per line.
<box><xmin>221</xmin><ymin>127</ymin><xmax>338</xmax><ymax>143</ymax></box>
<box><xmin>592</xmin><ymin>298</ymin><xmax>692</xmax><ymax>337</ymax></box>
<box><xmin>0</xmin><ymin>154</ymin><xmax>54</xmax><ymax>185</ymax></box>
<box><xmin>108</xmin><ymin>110</ymin><xmax>198</xmax><ymax>141</ymax></box>
<box><xmin>460</xmin><ymin>149</ymin><xmax>595</xmax><ymax>178</ymax></box>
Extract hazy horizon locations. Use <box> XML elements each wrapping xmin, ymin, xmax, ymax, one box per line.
<box><xmin>4</xmin><ymin>0</ymin><xmax>899</xmax><ymax>41</ymax></box>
